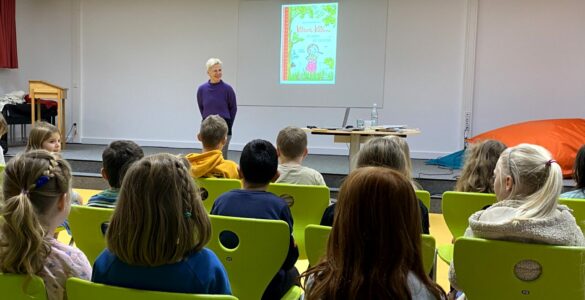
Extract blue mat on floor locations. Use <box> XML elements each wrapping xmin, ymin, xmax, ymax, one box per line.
<box><xmin>426</xmin><ymin>149</ymin><xmax>464</xmax><ymax>169</ymax></box>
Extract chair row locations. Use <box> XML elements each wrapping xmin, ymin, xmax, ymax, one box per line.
<box><xmin>69</xmin><ymin>210</ymin><xmax>303</xmax><ymax>300</ymax></box>
<box><xmin>0</xmin><ymin>273</ymin><xmax>238</xmax><ymax>300</ymax></box>
<box><xmin>196</xmin><ymin>178</ymin><xmax>431</xmax><ymax>255</ymax></box>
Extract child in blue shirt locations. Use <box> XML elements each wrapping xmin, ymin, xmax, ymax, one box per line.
<box><xmin>87</xmin><ymin>140</ymin><xmax>144</xmax><ymax>208</ymax></box>
<box><xmin>92</xmin><ymin>153</ymin><xmax>231</xmax><ymax>295</ymax></box>
<box><xmin>211</xmin><ymin>139</ymin><xmax>299</xmax><ymax>300</ymax></box>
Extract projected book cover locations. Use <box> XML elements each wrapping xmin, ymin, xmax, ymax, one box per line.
<box><xmin>280</xmin><ymin>3</ymin><xmax>338</xmax><ymax>84</ymax></box>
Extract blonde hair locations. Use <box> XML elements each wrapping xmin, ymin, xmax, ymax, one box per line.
<box><xmin>199</xmin><ymin>115</ymin><xmax>228</xmax><ymax>148</ymax></box>
<box><xmin>206</xmin><ymin>58</ymin><xmax>222</xmax><ymax>71</ymax></box>
<box><xmin>0</xmin><ymin>114</ymin><xmax>7</xmax><ymax>136</ymax></box>
<box><xmin>26</xmin><ymin>121</ymin><xmax>60</xmax><ymax>151</ymax></box>
<box><xmin>456</xmin><ymin>139</ymin><xmax>507</xmax><ymax>193</ymax></box>
<box><xmin>356</xmin><ymin>138</ymin><xmax>406</xmax><ymax>173</ymax></box>
<box><xmin>495</xmin><ymin>143</ymin><xmax>563</xmax><ymax>220</ymax></box>
<box><xmin>385</xmin><ymin>136</ymin><xmax>414</xmax><ymax>178</ymax></box>
<box><xmin>0</xmin><ymin>150</ymin><xmax>72</xmax><ymax>275</ymax></box>
<box><xmin>276</xmin><ymin>126</ymin><xmax>307</xmax><ymax>159</ymax></box>
<box><xmin>106</xmin><ymin>153</ymin><xmax>211</xmax><ymax>266</ymax></box>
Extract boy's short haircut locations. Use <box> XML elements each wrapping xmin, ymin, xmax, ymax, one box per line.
<box><xmin>102</xmin><ymin>140</ymin><xmax>145</xmax><ymax>188</ymax></box>
<box><xmin>200</xmin><ymin>115</ymin><xmax>228</xmax><ymax>149</ymax></box>
<box><xmin>240</xmin><ymin>139</ymin><xmax>278</xmax><ymax>185</ymax></box>
<box><xmin>276</xmin><ymin>126</ymin><xmax>307</xmax><ymax>159</ymax></box>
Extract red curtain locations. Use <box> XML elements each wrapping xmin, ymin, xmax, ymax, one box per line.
<box><xmin>0</xmin><ymin>0</ymin><xmax>18</xmax><ymax>68</ymax></box>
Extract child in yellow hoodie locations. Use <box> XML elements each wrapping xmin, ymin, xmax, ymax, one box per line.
<box><xmin>186</xmin><ymin>115</ymin><xmax>239</xmax><ymax>178</ymax></box>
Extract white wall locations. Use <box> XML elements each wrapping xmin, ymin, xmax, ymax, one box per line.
<box><xmin>0</xmin><ymin>0</ymin><xmax>75</xmax><ymax>138</ymax></box>
<box><xmin>8</xmin><ymin>0</ymin><xmax>582</xmax><ymax>159</ymax></box>
<box><xmin>472</xmin><ymin>0</ymin><xmax>585</xmax><ymax>134</ymax></box>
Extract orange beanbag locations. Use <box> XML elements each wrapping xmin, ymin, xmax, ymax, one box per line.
<box><xmin>467</xmin><ymin>119</ymin><xmax>585</xmax><ymax>178</ymax></box>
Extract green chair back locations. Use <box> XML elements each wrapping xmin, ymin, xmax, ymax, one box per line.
<box><xmin>304</xmin><ymin>225</ymin><xmax>436</xmax><ymax>274</ymax></box>
<box><xmin>415</xmin><ymin>190</ymin><xmax>431</xmax><ymax>211</ymax></box>
<box><xmin>266</xmin><ymin>183</ymin><xmax>330</xmax><ymax>259</ymax></box>
<box><xmin>196</xmin><ymin>178</ymin><xmax>242</xmax><ymax>212</ymax></box>
<box><xmin>442</xmin><ymin>191</ymin><xmax>496</xmax><ymax>238</ymax></box>
<box><xmin>454</xmin><ymin>237</ymin><xmax>585</xmax><ymax>299</ymax></box>
<box><xmin>559</xmin><ymin>198</ymin><xmax>585</xmax><ymax>233</ymax></box>
<box><xmin>68</xmin><ymin>205</ymin><xmax>114</xmax><ymax>263</ymax></box>
<box><xmin>0</xmin><ymin>273</ymin><xmax>47</xmax><ymax>300</ymax></box>
<box><xmin>66</xmin><ymin>277</ymin><xmax>237</xmax><ymax>300</ymax></box>
<box><xmin>207</xmin><ymin>215</ymin><xmax>301</xmax><ymax>300</ymax></box>
<box><xmin>304</xmin><ymin>225</ymin><xmax>331</xmax><ymax>266</ymax></box>
<box><xmin>0</xmin><ymin>164</ymin><xmax>5</xmax><ymax>188</ymax></box>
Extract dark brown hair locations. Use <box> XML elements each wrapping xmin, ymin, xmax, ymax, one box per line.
<box><xmin>102</xmin><ymin>140</ymin><xmax>144</xmax><ymax>188</ymax></box>
<box><xmin>574</xmin><ymin>144</ymin><xmax>585</xmax><ymax>190</ymax></box>
<box><xmin>301</xmin><ymin>167</ymin><xmax>445</xmax><ymax>299</ymax></box>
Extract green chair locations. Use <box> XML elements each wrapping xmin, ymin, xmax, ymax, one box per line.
<box><xmin>267</xmin><ymin>183</ymin><xmax>330</xmax><ymax>259</ymax></box>
<box><xmin>559</xmin><ymin>198</ymin><xmax>585</xmax><ymax>233</ymax></box>
<box><xmin>415</xmin><ymin>189</ymin><xmax>431</xmax><ymax>211</ymax></box>
<box><xmin>0</xmin><ymin>164</ymin><xmax>5</xmax><ymax>187</ymax></box>
<box><xmin>195</xmin><ymin>178</ymin><xmax>242</xmax><ymax>212</ymax></box>
<box><xmin>68</xmin><ymin>205</ymin><xmax>114</xmax><ymax>263</ymax></box>
<box><xmin>304</xmin><ymin>225</ymin><xmax>331</xmax><ymax>266</ymax></box>
<box><xmin>438</xmin><ymin>191</ymin><xmax>496</xmax><ymax>264</ymax></box>
<box><xmin>207</xmin><ymin>215</ymin><xmax>302</xmax><ymax>300</ymax></box>
<box><xmin>304</xmin><ymin>225</ymin><xmax>436</xmax><ymax>274</ymax></box>
<box><xmin>66</xmin><ymin>277</ymin><xmax>237</xmax><ymax>300</ymax></box>
<box><xmin>454</xmin><ymin>237</ymin><xmax>585</xmax><ymax>299</ymax></box>
<box><xmin>0</xmin><ymin>273</ymin><xmax>47</xmax><ymax>300</ymax></box>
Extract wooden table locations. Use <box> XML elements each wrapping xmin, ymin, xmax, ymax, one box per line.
<box><xmin>308</xmin><ymin>128</ymin><xmax>421</xmax><ymax>170</ymax></box>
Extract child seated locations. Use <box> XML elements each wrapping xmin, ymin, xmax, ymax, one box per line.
<box><xmin>26</xmin><ymin>121</ymin><xmax>61</xmax><ymax>153</ymax></box>
<box><xmin>301</xmin><ymin>167</ymin><xmax>445</xmax><ymax>299</ymax></box>
<box><xmin>561</xmin><ymin>144</ymin><xmax>585</xmax><ymax>199</ymax></box>
<box><xmin>87</xmin><ymin>140</ymin><xmax>144</xmax><ymax>208</ymax></box>
<box><xmin>0</xmin><ymin>150</ymin><xmax>92</xmax><ymax>300</ymax></box>
<box><xmin>92</xmin><ymin>153</ymin><xmax>231</xmax><ymax>295</ymax></box>
<box><xmin>211</xmin><ymin>139</ymin><xmax>299</xmax><ymax>300</ymax></box>
<box><xmin>185</xmin><ymin>115</ymin><xmax>238</xmax><ymax>179</ymax></box>
<box><xmin>275</xmin><ymin>126</ymin><xmax>326</xmax><ymax>186</ymax></box>
<box><xmin>449</xmin><ymin>144</ymin><xmax>585</xmax><ymax>291</ymax></box>
<box><xmin>455</xmin><ymin>139</ymin><xmax>507</xmax><ymax>193</ymax></box>
<box><xmin>321</xmin><ymin>137</ymin><xmax>430</xmax><ymax>234</ymax></box>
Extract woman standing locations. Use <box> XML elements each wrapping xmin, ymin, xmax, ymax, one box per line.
<box><xmin>197</xmin><ymin>58</ymin><xmax>237</xmax><ymax>159</ymax></box>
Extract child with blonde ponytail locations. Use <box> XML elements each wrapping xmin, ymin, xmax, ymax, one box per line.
<box><xmin>0</xmin><ymin>150</ymin><xmax>91</xmax><ymax>300</ymax></box>
<box><xmin>449</xmin><ymin>143</ymin><xmax>585</xmax><ymax>291</ymax></box>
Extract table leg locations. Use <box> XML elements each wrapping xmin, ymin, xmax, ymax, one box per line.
<box><xmin>349</xmin><ymin>134</ymin><xmax>361</xmax><ymax>171</ymax></box>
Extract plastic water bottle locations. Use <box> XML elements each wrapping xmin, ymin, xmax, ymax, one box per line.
<box><xmin>371</xmin><ymin>103</ymin><xmax>379</xmax><ymax>127</ymax></box>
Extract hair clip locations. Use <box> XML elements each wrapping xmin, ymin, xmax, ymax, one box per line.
<box><xmin>20</xmin><ymin>189</ymin><xmax>29</xmax><ymax>196</ymax></box>
<box><xmin>35</xmin><ymin>175</ymin><xmax>51</xmax><ymax>189</ymax></box>
<box><xmin>545</xmin><ymin>159</ymin><xmax>557</xmax><ymax>166</ymax></box>
<box><xmin>184</xmin><ymin>211</ymin><xmax>192</xmax><ymax>218</ymax></box>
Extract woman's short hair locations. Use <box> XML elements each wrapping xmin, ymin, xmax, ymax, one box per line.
<box><xmin>206</xmin><ymin>58</ymin><xmax>222</xmax><ymax>71</ymax></box>
<box><xmin>106</xmin><ymin>153</ymin><xmax>211</xmax><ymax>266</ymax></box>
